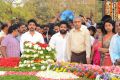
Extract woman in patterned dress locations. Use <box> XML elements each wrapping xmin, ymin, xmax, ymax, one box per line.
<box><xmin>99</xmin><ymin>20</ymin><xmax>115</xmax><ymax>66</ymax></box>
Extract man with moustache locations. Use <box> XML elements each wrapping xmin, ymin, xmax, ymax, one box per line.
<box><xmin>16</xmin><ymin>22</ymin><xmax>27</xmax><ymax>42</ymax></box>
<box><xmin>20</xmin><ymin>19</ymin><xmax>44</xmax><ymax>53</ymax></box>
<box><xmin>49</xmin><ymin>21</ymin><xmax>69</xmax><ymax>62</ymax></box>
<box><xmin>109</xmin><ymin>20</ymin><xmax>120</xmax><ymax>65</ymax></box>
<box><xmin>66</xmin><ymin>17</ymin><xmax>91</xmax><ymax>64</ymax></box>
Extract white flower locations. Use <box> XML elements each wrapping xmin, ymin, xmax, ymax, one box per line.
<box><xmin>19</xmin><ymin>64</ymin><xmax>24</xmax><ymax>67</ymax></box>
<box><xmin>21</xmin><ymin>55</ymin><xmax>24</xmax><ymax>58</ymax></box>
<box><xmin>34</xmin><ymin>54</ymin><xmax>38</xmax><ymax>58</ymax></box>
<box><xmin>0</xmin><ymin>71</ymin><xmax>6</xmax><ymax>75</ymax></box>
<box><xmin>49</xmin><ymin>44</ymin><xmax>55</xmax><ymax>49</ymax></box>
<box><xmin>26</xmin><ymin>60</ymin><xmax>30</xmax><ymax>64</ymax></box>
<box><xmin>31</xmin><ymin>64</ymin><xmax>35</xmax><ymax>66</ymax></box>
<box><xmin>41</xmin><ymin>56</ymin><xmax>44</xmax><ymax>59</ymax></box>
<box><xmin>25</xmin><ymin>42</ymin><xmax>32</xmax><ymax>48</ymax></box>
<box><xmin>38</xmin><ymin>47</ymin><xmax>41</xmax><ymax>50</ymax></box>
<box><xmin>28</xmin><ymin>43</ymin><xmax>32</xmax><ymax>48</ymax></box>
<box><xmin>24</xmin><ymin>60</ymin><xmax>27</xmax><ymax>64</ymax></box>
<box><xmin>32</xmin><ymin>66</ymin><xmax>36</xmax><ymax>69</ymax></box>
<box><xmin>34</xmin><ymin>44</ymin><xmax>39</xmax><ymax>50</ymax></box>
<box><xmin>26</xmin><ymin>49</ymin><xmax>30</xmax><ymax>53</ymax></box>
<box><xmin>26</xmin><ymin>55</ymin><xmax>30</xmax><ymax>58</ymax></box>
<box><xmin>46</xmin><ymin>56</ymin><xmax>50</xmax><ymax>59</ymax></box>
<box><xmin>36</xmin><ymin>71</ymin><xmax>79</xmax><ymax>79</ymax></box>
<box><xmin>28</xmin><ymin>64</ymin><xmax>31</xmax><ymax>67</ymax></box>
<box><xmin>46</xmin><ymin>47</ymin><xmax>52</xmax><ymax>51</ymax></box>
<box><xmin>41</xmin><ymin>60</ymin><xmax>47</xmax><ymax>64</ymax></box>
<box><xmin>30</xmin><ymin>49</ymin><xmax>36</xmax><ymax>53</ymax></box>
<box><xmin>47</xmin><ymin>59</ymin><xmax>54</xmax><ymax>62</ymax></box>
<box><xmin>41</xmin><ymin>65</ymin><xmax>46</xmax><ymax>70</ymax></box>
<box><xmin>39</xmin><ymin>51</ymin><xmax>43</xmax><ymax>54</ymax></box>
<box><xmin>31</xmin><ymin>60</ymin><xmax>34</xmax><ymax>63</ymax></box>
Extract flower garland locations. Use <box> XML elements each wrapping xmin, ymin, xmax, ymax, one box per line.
<box><xmin>19</xmin><ymin>41</ymin><xmax>56</xmax><ymax>70</ymax></box>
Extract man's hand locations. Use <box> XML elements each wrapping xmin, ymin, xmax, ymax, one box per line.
<box><xmin>87</xmin><ymin>57</ymin><xmax>91</xmax><ymax>64</ymax></box>
<box><xmin>115</xmin><ymin>59</ymin><xmax>120</xmax><ymax>65</ymax></box>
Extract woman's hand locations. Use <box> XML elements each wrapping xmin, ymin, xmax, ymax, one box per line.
<box><xmin>99</xmin><ymin>48</ymin><xmax>109</xmax><ymax>53</ymax></box>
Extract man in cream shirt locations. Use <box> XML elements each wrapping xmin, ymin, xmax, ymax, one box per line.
<box><xmin>66</xmin><ymin>17</ymin><xmax>91</xmax><ymax>64</ymax></box>
<box><xmin>20</xmin><ymin>19</ymin><xmax>44</xmax><ymax>53</ymax></box>
<box><xmin>49</xmin><ymin>21</ymin><xmax>69</xmax><ymax>62</ymax></box>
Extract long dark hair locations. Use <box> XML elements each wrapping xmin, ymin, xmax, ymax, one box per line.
<box><xmin>103</xmin><ymin>20</ymin><xmax>115</xmax><ymax>34</ymax></box>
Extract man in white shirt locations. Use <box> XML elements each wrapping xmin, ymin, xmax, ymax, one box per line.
<box><xmin>20</xmin><ymin>19</ymin><xmax>44</xmax><ymax>53</ymax></box>
<box><xmin>49</xmin><ymin>21</ymin><xmax>69</xmax><ymax>62</ymax></box>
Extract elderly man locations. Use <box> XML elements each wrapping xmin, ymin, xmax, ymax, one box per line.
<box><xmin>109</xmin><ymin>20</ymin><xmax>120</xmax><ymax>65</ymax></box>
<box><xmin>66</xmin><ymin>17</ymin><xmax>91</xmax><ymax>64</ymax></box>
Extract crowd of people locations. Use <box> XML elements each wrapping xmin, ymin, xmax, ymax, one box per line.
<box><xmin>0</xmin><ymin>14</ymin><xmax>120</xmax><ymax>66</ymax></box>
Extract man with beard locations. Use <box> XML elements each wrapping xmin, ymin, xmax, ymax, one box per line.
<box><xmin>49</xmin><ymin>21</ymin><xmax>69</xmax><ymax>62</ymax></box>
<box><xmin>16</xmin><ymin>22</ymin><xmax>27</xmax><ymax>41</ymax></box>
<box><xmin>66</xmin><ymin>17</ymin><xmax>91</xmax><ymax>64</ymax></box>
<box><xmin>20</xmin><ymin>19</ymin><xmax>44</xmax><ymax>53</ymax></box>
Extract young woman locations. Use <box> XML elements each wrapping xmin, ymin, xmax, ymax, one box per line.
<box><xmin>99</xmin><ymin>20</ymin><xmax>115</xmax><ymax>66</ymax></box>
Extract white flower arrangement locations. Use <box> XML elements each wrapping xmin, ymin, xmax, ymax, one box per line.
<box><xmin>19</xmin><ymin>42</ymin><xmax>56</xmax><ymax>70</ymax></box>
<box><xmin>36</xmin><ymin>71</ymin><xmax>79</xmax><ymax>79</ymax></box>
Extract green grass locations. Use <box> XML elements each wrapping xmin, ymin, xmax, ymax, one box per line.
<box><xmin>0</xmin><ymin>67</ymin><xmax>40</xmax><ymax>72</ymax></box>
<box><xmin>0</xmin><ymin>75</ymin><xmax>39</xmax><ymax>80</ymax></box>
<box><xmin>0</xmin><ymin>67</ymin><xmax>93</xmax><ymax>80</ymax></box>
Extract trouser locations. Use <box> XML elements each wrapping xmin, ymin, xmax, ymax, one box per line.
<box><xmin>71</xmin><ymin>51</ymin><xmax>87</xmax><ymax>64</ymax></box>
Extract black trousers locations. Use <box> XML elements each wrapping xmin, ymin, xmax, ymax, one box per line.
<box><xmin>71</xmin><ymin>51</ymin><xmax>87</xmax><ymax>64</ymax></box>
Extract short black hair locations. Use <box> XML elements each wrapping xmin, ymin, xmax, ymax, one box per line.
<box><xmin>17</xmin><ymin>22</ymin><xmax>25</xmax><ymax>28</ymax></box>
<box><xmin>59</xmin><ymin>21</ymin><xmax>69</xmax><ymax>28</ymax></box>
<box><xmin>1</xmin><ymin>23</ymin><xmax>8</xmax><ymax>30</ymax></box>
<box><xmin>54</xmin><ymin>23</ymin><xmax>60</xmax><ymax>28</ymax></box>
<box><xmin>28</xmin><ymin>19</ymin><xmax>37</xmax><ymax>26</ymax></box>
<box><xmin>8</xmin><ymin>24</ymin><xmax>18</xmax><ymax>34</ymax></box>
<box><xmin>88</xmin><ymin>26</ymin><xmax>96</xmax><ymax>36</ymax></box>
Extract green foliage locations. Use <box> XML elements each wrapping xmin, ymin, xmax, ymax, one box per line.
<box><xmin>0</xmin><ymin>75</ymin><xmax>39</xmax><ymax>80</ymax></box>
<box><xmin>0</xmin><ymin>0</ymin><xmax>102</xmax><ymax>23</ymax></box>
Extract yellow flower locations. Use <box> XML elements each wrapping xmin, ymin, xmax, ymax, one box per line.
<box><xmin>63</xmin><ymin>68</ymin><xmax>67</xmax><ymax>72</ymax></box>
<box><xmin>112</xmin><ymin>77</ymin><xmax>119</xmax><ymax>80</ymax></box>
<box><xmin>59</xmin><ymin>68</ymin><xmax>64</xmax><ymax>72</ymax></box>
<box><xmin>55</xmin><ymin>68</ymin><xmax>59</xmax><ymax>72</ymax></box>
